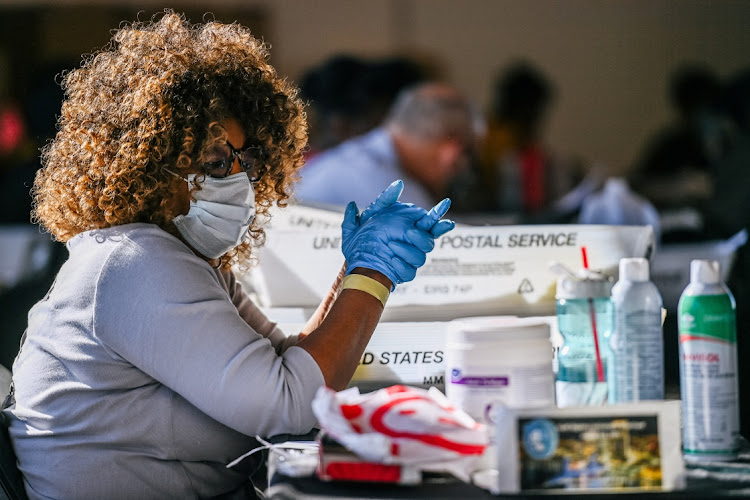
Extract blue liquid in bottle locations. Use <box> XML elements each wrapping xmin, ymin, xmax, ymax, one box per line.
<box><xmin>556</xmin><ymin>297</ymin><xmax>614</xmax><ymax>407</ymax></box>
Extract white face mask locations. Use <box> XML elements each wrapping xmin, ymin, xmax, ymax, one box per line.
<box><xmin>172</xmin><ymin>173</ymin><xmax>255</xmax><ymax>259</ymax></box>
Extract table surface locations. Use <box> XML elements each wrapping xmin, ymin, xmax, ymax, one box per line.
<box><xmin>265</xmin><ymin>439</ymin><xmax>750</xmax><ymax>499</ymax></box>
<box><xmin>267</xmin><ymin>472</ymin><xmax>750</xmax><ymax>499</ymax></box>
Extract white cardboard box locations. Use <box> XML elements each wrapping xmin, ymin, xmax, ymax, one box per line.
<box><xmin>244</xmin><ymin>204</ymin><xmax>655</xmax><ymax>320</ymax></box>
<box><xmin>276</xmin><ymin>316</ymin><xmax>561</xmax><ymax>392</ymax></box>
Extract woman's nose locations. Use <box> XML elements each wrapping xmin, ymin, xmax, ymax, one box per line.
<box><xmin>230</xmin><ymin>155</ymin><xmax>244</xmax><ymax>176</ymax></box>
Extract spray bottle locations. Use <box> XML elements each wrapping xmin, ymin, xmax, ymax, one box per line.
<box><xmin>608</xmin><ymin>257</ymin><xmax>665</xmax><ymax>402</ymax></box>
<box><xmin>551</xmin><ymin>251</ymin><xmax>614</xmax><ymax>407</ymax></box>
<box><xmin>678</xmin><ymin>259</ymin><xmax>739</xmax><ymax>462</ymax></box>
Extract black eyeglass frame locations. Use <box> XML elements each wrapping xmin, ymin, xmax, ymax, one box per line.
<box><xmin>201</xmin><ymin>141</ymin><xmax>267</xmax><ymax>181</ymax></box>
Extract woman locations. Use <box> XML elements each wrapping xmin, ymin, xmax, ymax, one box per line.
<box><xmin>2</xmin><ymin>11</ymin><xmax>453</xmax><ymax>499</ymax></box>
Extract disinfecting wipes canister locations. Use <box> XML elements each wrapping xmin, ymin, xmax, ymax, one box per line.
<box><xmin>678</xmin><ymin>260</ymin><xmax>740</xmax><ymax>462</ymax></box>
<box><xmin>445</xmin><ymin>316</ymin><xmax>555</xmax><ymax>423</ymax></box>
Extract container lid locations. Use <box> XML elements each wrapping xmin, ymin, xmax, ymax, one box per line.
<box><xmin>446</xmin><ymin>316</ymin><xmax>550</xmax><ymax>343</ymax></box>
<box><xmin>619</xmin><ymin>257</ymin><xmax>649</xmax><ymax>282</ymax></box>
<box><xmin>690</xmin><ymin>259</ymin><xmax>720</xmax><ymax>285</ymax></box>
<box><xmin>555</xmin><ymin>271</ymin><xmax>613</xmax><ymax>300</ymax></box>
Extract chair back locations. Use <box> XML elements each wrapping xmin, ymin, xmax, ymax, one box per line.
<box><xmin>0</xmin><ymin>419</ymin><xmax>27</xmax><ymax>500</ymax></box>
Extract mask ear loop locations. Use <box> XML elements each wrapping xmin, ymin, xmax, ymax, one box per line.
<box><xmin>163</xmin><ymin>167</ymin><xmax>186</xmax><ymax>180</ymax></box>
<box><xmin>211</xmin><ymin>257</ymin><xmax>223</xmax><ymax>269</ymax></box>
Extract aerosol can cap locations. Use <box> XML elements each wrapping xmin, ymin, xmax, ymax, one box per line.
<box><xmin>690</xmin><ymin>259</ymin><xmax>720</xmax><ymax>285</ymax></box>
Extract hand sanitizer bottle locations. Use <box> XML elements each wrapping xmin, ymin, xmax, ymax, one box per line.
<box><xmin>555</xmin><ymin>268</ymin><xmax>614</xmax><ymax>407</ymax></box>
<box><xmin>608</xmin><ymin>258</ymin><xmax>664</xmax><ymax>402</ymax></box>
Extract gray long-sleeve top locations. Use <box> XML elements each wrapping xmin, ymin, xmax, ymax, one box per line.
<box><xmin>3</xmin><ymin>223</ymin><xmax>325</xmax><ymax>499</ymax></box>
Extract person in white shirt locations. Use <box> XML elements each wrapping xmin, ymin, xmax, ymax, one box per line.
<box><xmin>295</xmin><ymin>82</ymin><xmax>482</xmax><ymax>210</ymax></box>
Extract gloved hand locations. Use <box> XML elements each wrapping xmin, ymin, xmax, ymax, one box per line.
<box><xmin>358</xmin><ymin>181</ymin><xmax>454</xmax><ymax>238</ymax></box>
<box><xmin>341</xmin><ymin>180</ymin><xmax>455</xmax><ymax>289</ymax></box>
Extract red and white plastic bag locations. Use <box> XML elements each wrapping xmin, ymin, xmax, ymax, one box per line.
<box><xmin>311</xmin><ymin>385</ymin><xmax>490</xmax><ymax>481</ymax></box>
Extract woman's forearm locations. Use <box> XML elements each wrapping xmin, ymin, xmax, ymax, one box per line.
<box><xmin>297</xmin><ymin>268</ymin><xmax>392</xmax><ymax>390</ymax></box>
<box><xmin>299</xmin><ymin>262</ymin><xmax>347</xmax><ymax>337</ymax></box>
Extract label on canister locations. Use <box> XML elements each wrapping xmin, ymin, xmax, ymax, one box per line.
<box><xmin>445</xmin><ymin>316</ymin><xmax>555</xmax><ymax>423</ymax></box>
<box><xmin>449</xmin><ymin>364</ymin><xmax>555</xmax><ymax>422</ymax></box>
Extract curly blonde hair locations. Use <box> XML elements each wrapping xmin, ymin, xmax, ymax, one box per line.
<box><xmin>32</xmin><ymin>10</ymin><xmax>307</xmax><ymax>268</ymax></box>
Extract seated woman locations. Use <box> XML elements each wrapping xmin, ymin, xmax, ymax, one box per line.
<box><xmin>1</xmin><ymin>11</ymin><xmax>453</xmax><ymax>499</ymax></box>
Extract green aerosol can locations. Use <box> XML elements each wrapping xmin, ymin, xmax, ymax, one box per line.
<box><xmin>678</xmin><ymin>259</ymin><xmax>740</xmax><ymax>462</ymax></box>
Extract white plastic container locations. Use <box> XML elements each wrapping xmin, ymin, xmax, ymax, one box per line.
<box><xmin>445</xmin><ymin>316</ymin><xmax>555</xmax><ymax>423</ymax></box>
<box><xmin>678</xmin><ymin>259</ymin><xmax>740</xmax><ymax>462</ymax></box>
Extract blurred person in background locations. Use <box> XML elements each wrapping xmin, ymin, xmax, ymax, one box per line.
<box><xmin>0</xmin><ymin>62</ymin><xmax>68</xmax><ymax>372</ymax></box>
<box><xmin>299</xmin><ymin>54</ymin><xmax>427</xmax><ymax>160</ymax></box>
<box><xmin>0</xmin><ymin>100</ymin><xmax>34</xmax><ymax>224</ymax></box>
<box><xmin>477</xmin><ymin>60</ymin><xmax>585</xmax><ymax>219</ymax></box>
<box><xmin>628</xmin><ymin>64</ymin><xmax>730</xmax><ymax>223</ymax></box>
<box><xmin>1</xmin><ymin>11</ymin><xmax>453</xmax><ymax>499</ymax></box>
<box><xmin>707</xmin><ymin>67</ymin><xmax>750</xmax><ymax>238</ymax></box>
<box><xmin>0</xmin><ymin>62</ymin><xmax>68</xmax><ymax>224</ymax></box>
<box><xmin>350</xmin><ymin>55</ymin><xmax>429</xmax><ymax>135</ymax></box>
<box><xmin>298</xmin><ymin>54</ymin><xmax>370</xmax><ymax>160</ymax></box>
<box><xmin>703</xmin><ymin>66</ymin><xmax>750</xmax><ymax>439</ymax></box>
<box><xmin>294</xmin><ymin>81</ymin><xmax>482</xmax><ymax>210</ymax></box>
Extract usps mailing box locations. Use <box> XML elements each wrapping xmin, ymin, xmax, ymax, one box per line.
<box><xmin>278</xmin><ymin>321</ymin><xmax>447</xmax><ymax>391</ymax></box>
<box><xmin>245</xmin><ymin>205</ymin><xmax>655</xmax><ymax>321</ymax></box>
<box><xmin>276</xmin><ymin>316</ymin><xmax>560</xmax><ymax>392</ymax></box>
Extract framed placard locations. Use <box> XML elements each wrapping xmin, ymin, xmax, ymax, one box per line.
<box><xmin>490</xmin><ymin>401</ymin><xmax>685</xmax><ymax>494</ymax></box>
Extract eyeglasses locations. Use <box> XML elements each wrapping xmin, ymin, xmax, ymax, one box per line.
<box><xmin>202</xmin><ymin>141</ymin><xmax>266</xmax><ymax>181</ymax></box>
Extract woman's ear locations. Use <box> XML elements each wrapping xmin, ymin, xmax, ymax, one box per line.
<box><xmin>167</xmin><ymin>177</ymin><xmax>192</xmax><ymax>217</ymax></box>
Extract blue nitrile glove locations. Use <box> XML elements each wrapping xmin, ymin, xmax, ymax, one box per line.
<box><xmin>342</xmin><ymin>202</ymin><xmax>431</xmax><ymax>287</ymax></box>
<box><xmin>341</xmin><ymin>182</ymin><xmax>456</xmax><ymax>289</ymax></box>
<box><xmin>358</xmin><ymin>180</ymin><xmax>405</xmax><ymax>225</ymax></box>
<box><xmin>341</xmin><ymin>180</ymin><xmax>423</xmax><ymax>257</ymax></box>
<box><xmin>342</xmin><ymin>180</ymin><xmax>453</xmax><ymax>252</ymax></box>
<box><xmin>354</xmin><ymin>180</ymin><xmax>455</xmax><ymax>237</ymax></box>
<box><xmin>416</xmin><ymin>198</ymin><xmax>455</xmax><ymax>237</ymax></box>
